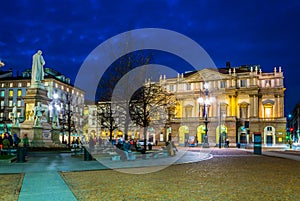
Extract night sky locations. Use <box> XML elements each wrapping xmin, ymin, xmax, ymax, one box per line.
<box><xmin>1</xmin><ymin>0</ymin><xmax>300</xmax><ymax>113</ymax></box>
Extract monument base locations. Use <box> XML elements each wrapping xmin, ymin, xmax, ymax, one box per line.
<box><xmin>11</xmin><ymin>126</ymin><xmax>20</xmax><ymax>136</ymax></box>
<box><xmin>51</xmin><ymin>128</ymin><xmax>61</xmax><ymax>144</ymax></box>
<box><xmin>20</xmin><ymin>121</ymin><xmax>54</xmax><ymax>147</ymax></box>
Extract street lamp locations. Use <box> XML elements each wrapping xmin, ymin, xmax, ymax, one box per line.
<box><xmin>198</xmin><ymin>83</ymin><xmax>210</xmax><ymax>148</ymax></box>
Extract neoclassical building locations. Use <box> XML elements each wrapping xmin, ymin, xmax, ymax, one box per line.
<box><xmin>159</xmin><ymin>64</ymin><xmax>286</xmax><ymax>146</ymax></box>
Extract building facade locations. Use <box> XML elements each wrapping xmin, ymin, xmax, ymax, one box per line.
<box><xmin>0</xmin><ymin>68</ymin><xmax>85</xmax><ymax>140</ymax></box>
<box><xmin>159</xmin><ymin>65</ymin><xmax>286</xmax><ymax>146</ymax></box>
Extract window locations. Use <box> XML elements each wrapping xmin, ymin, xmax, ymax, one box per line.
<box><xmin>220</xmin><ymin>81</ymin><xmax>226</xmax><ymax>88</ymax></box>
<box><xmin>239</xmin><ymin>103</ymin><xmax>248</xmax><ymax>118</ymax></box>
<box><xmin>240</xmin><ymin>80</ymin><xmax>246</xmax><ymax>87</ymax></box>
<box><xmin>9</xmin><ymin>83</ymin><xmax>13</xmax><ymax>87</ymax></box>
<box><xmin>267</xmin><ymin>126</ymin><xmax>272</xmax><ymax>131</ymax></box>
<box><xmin>18</xmin><ymin>82</ymin><xmax>22</xmax><ymax>87</ymax></box>
<box><xmin>8</xmin><ymin>100</ymin><xmax>13</xmax><ymax>107</ymax></box>
<box><xmin>1</xmin><ymin>83</ymin><xmax>4</xmax><ymax>87</ymax></box>
<box><xmin>9</xmin><ymin>89</ymin><xmax>13</xmax><ymax>97</ymax></box>
<box><xmin>169</xmin><ymin>85</ymin><xmax>174</xmax><ymax>92</ymax></box>
<box><xmin>186</xmin><ymin>83</ymin><xmax>191</xmax><ymax>91</ymax></box>
<box><xmin>27</xmin><ymin>82</ymin><xmax>30</xmax><ymax>87</ymax></box>
<box><xmin>265</xmin><ymin>107</ymin><xmax>272</xmax><ymax>118</ymax></box>
<box><xmin>0</xmin><ymin>90</ymin><xmax>4</xmax><ymax>97</ymax></box>
<box><xmin>0</xmin><ymin>101</ymin><xmax>4</xmax><ymax>109</ymax></box>
<box><xmin>17</xmin><ymin>100</ymin><xmax>22</xmax><ymax>107</ymax></box>
<box><xmin>185</xmin><ymin>105</ymin><xmax>193</xmax><ymax>117</ymax></box>
<box><xmin>44</xmin><ymin>82</ymin><xmax>49</xmax><ymax>86</ymax></box>
<box><xmin>17</xmin><ymin>89</ymin><xmax>22</xmax><ymax>97</ymax></box>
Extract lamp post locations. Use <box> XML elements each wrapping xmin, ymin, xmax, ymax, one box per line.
<box><xmin>198</xmin><ymin>83</ymin><xmax>210</xmax><ymax>148</ymax></box>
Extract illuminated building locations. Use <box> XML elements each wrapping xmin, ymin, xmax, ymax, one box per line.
<box><xmin>160</xmin><ymin>64</ymin><xmax>286</xmax><ymax>146</ymax></box>
<box><xmin>0</xmin><ymin>68</ymin><xmax>85</xmax><ymax>138</ymax></box>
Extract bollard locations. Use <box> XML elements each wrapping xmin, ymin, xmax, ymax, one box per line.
<box><xmin>83</xmin><ymin>147</ymin><xmax>92</xmax><ymax>161</ymax></box>
<box><xmin>17</xmin><ymin>147</ymin><xmax>25</xmax><ymax>163</ymax></box>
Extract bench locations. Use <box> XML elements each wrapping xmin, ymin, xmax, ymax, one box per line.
<box><xmin>71</xmin><ymin>147</ymin><xmax>83</xmax><ymax>155</ymax></box>
<box><xmin>1</xmin><ymin>149</ymin><xmax>17</xmax><ymax>155</ymax></box>
<box><xmin>111</xmin><ymin>155</ymin><xmax>121</xmax><ymax>161</ymax></box>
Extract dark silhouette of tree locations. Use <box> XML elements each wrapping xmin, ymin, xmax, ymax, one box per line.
<box><xmin>129</xmin><ymin>81</ymin><xmax>176</xmax><ymax>150</ymax></box>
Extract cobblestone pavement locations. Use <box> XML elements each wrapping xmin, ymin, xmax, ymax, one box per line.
<box><xmin>61</xmin><ymin>148</ymin><xmax>300</xmax><ymax>201</ymax></box>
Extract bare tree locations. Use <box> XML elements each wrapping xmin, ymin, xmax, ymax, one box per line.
<box><xmin>97</xmin><ymin>101</ymin><xmax>118</xmax><ymax>142</ymax></box>
<box><xmin>97</xmin><ymin>52</ymin><xmax>153</xmax><ymax>140</ymax></box>
<box><xmin>129</xmin><ymin>81</ymin><xmax>176</xmax><ymax>150</ymax></box>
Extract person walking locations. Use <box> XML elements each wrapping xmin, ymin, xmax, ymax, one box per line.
<box><xmin>22</xmin><ymin>134</ymin><xmax>29</xmax><ymax>159</ymax></box>
<box><xmin>123</xmin><ymin>140</ymin><xmax>132</xmax><ymax>160</ymax></box>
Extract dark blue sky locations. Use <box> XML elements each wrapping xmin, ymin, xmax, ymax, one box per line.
<box><xmin>0</xmin><ymin>0</ymin><xmax>300</xmax><ymax>113</ymax></box>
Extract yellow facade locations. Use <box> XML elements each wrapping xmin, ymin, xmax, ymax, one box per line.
<box><xmin>160</xmin><ymin>66</ymin><xmax>287</xmax><ymax>146</ymax></box>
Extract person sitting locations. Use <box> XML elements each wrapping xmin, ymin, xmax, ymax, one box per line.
<box><xmin>2</xmin><ymin>135</ymin><xmax>10</xmax><ymax>155</ymax></box>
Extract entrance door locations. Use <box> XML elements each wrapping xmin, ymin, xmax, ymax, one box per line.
<box><xmin>240</xmin><ymin>133</ymin><xmax>247</xmax><ymax>144</ymax></box>
<box><xmin>266</xmin><ymin>135</ymin><xmax>272</xmax><ymax>146</ymax></box>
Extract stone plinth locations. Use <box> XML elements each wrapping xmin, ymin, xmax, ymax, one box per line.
<box><xmin>20</xmin><ymin>121</ymin><xmax>53</xmax><ymax>147</ymax></box>
<box><xmin>23</xmin><ymin>87</ymin><xmax>50</xmax><ymax>123</ymax></box>
<box><xmin>20</xmin><ymin>85</ymin><xmax>54</xmax><ymax>147</ymax></box>
<box><xmin>51</xmin><ymin>127</ymin><xmax>61</xmax><ymax>144</ymax></box>
<box><xmin>10</xmin><ymin>126</ymin><xmax>20</xmax><ymax>136</ymax></box>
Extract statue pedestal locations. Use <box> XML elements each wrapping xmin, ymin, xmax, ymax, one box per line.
<box><xmin>20</xmin><ymin>83</ymin><xmax>54</xmax><ymax>147</ymax></box>
<box><xmin>51</xmin><ymin>127</ymin><xmax>61</xmax><ymax>144</ymax></box>
<box><xmin>11</xmin><ymin>126</ymin><xmax>20</xmax><ymax>136</ymax></box>
<box><xmin>20</xmin><ymin>121</ymin><xmax>52</xmax><ymax>147</ymax></box>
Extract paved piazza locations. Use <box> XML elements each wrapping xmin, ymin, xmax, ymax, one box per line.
<box><xmin>61</xmin><ymin>148</ymin><xmax>300</xmax><ymax>201</ymax></box>
<box><xmin>1</xmin><ymin>148</ymin><xmax>299</xmax><ymax>201</ymax></box>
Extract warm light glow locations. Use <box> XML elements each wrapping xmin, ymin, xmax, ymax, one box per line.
<box><xmin>265</xmin><ymin>107</ymin><xmax>271</xmax><ymax>117</ymax></box>
<box><xmin>204</xmin><ymin>83</ymin><xmax>208</xmax><ymax>89</ymax></box>
<box><xmin>53</xmin><ymin>93</ymin><xmax>59</xmax><ymax>99</ymax></box>
<box><xmin>0</xmin><ymin>61</ymin><xmax>5</xmax><ymax>67</ymax></box>
<box><xmin>205</xmin><ymin>98</ymin><xmax>210</xmax><ymax>105</ymax></box>
<box><xmin>198</xmin><ymin>97</ymin><xmax>204</xmax><ymax>103</ymax></box>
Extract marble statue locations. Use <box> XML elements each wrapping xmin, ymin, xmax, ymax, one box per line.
<box><xmin>51</xmin><ymin>103</ymin><xmax>60</xmax><ymax>128</ymax></box>
<box><xmin>31</xmin><ymin>50</ymin><xmax>45</xmax><ymax>84</ymax></box>
<box><xmin>34</xmin><ymin>102</ymin><xmax>44</xmax><ymax>126</ymax></box>
<box><xmin>11</xmin><ymin>103</ymin><xmax>19</xmax><ymax>126</ymax></box>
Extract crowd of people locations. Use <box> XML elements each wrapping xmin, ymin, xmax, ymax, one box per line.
<box><xmin>0</xmin><ymin>132</ymin><xmax>29</xmax><ymax>156</ymax></box>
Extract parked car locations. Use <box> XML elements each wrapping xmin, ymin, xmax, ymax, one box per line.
<box><xmin>138</xmin><ymin>140</ymin><xmax>154</xmax><ymax>146</ymax></box>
